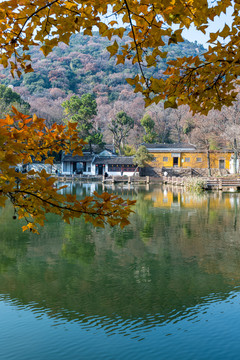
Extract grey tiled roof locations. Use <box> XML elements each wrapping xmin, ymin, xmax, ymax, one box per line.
<box><xmin>143</xmin><ymin>143</ymin><xmax>196</xmax><ymax>152</ymax></box>
<box><xmin>108</xmin><ymin>156</ymin><xmax>135</xmax><ymax>165</ymax></box>
<box><xmin>93</xmin><ymin>157</ymin><xmax>112</xmax><ymax>165</ymax></box>
<box><xmin>62</xmin><ymin>154</ymin><xmax>93</xmax><ymax>162</ymax></box>
<box><xmin>93</xmin><ymin>156</ymin><xmax>135</xmax><ymax>165</ymax></box>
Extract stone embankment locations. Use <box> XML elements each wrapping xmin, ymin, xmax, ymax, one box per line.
<box><xmin>56</xmin><ymin>173</ymin><xmax>240</xmax><ymax>191</ymax></box>
<box><xmin>57</xmin><ymin>174</ymin><xmax>158</xmax><ymax>185</ymax></box>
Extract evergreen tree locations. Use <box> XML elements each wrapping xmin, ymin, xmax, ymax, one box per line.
<box><xmin>133</xmin><ymin>146</ymin><xmax>154</xmax><ymax>168</ymax></box>
<box><xmin>141</xmin><ymin>114</ymin><xmax>157</xmax><ymax>143</ymax></box>
<box><xmin>109</xmin><ymin>111</ymin><xmax>134</xmax><ymax>154</ymax></box>
<box><xmin>62</xmin><ymin>94</ymin><xmax>103</xmax><ymax>150</ymax></box>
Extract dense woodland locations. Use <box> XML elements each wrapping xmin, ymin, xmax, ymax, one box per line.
<box><xmin>1</xmin><ymin>32</ymin><xmax>240</xmax><ymax>153</ymax></box>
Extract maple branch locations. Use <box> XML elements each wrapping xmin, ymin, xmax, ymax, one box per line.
<box><xmin>10</xmin><ymin>0</ymin><xmax>60</xmax><ymax>45</ymax></box>
<box><xmin>122</xmin><ymin>0</ymin><xmax>148</xmax><ymax>86</ymax></box>
<box><xmin>179</xmin><ymin>0</ymin><xmax>196</xmax><ymax>19</ymax></box>
<box><xmin>10</xmin><ymin>190</ymin><xmax>124</xmax><ymax>218</ymax></box>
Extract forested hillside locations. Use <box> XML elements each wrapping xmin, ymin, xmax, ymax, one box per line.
<box><xmin>0</xmin><ymin>32</ymin><xmax>203</xmax><ymax>112</ymax></box>
<box><xmin>3</xmin><ymin>32</ymin><xmax>236</xmax><ymax>150</ymax></box>
<box><xmin>1</xmin><ymin>32</ymin><xmax>204</xmax><ymax>99</ymax></box>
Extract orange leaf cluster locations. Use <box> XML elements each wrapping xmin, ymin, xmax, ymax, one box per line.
<box><xmin>0</xmin><ymin>108</ymin><xmax>135</xmax><ymax>233</ymax></box>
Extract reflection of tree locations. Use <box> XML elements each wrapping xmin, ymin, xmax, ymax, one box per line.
<box><xmin>134</xmin><ymin>189</ymin><xmax>173</xmax><ymax>244</ymax></box>
<box><xmin>114</xmin><ymin>227</ymin><xmax>135</xmax><ymax>248</ymax></box>
<box><xmin>0</xmin><ymin>203</ymin><xmax>29</xmax><ymax>273</ymax></box>
<box><xmin>61</xmin><ymin>220</ymin><xmax>96</xmax><ymax>264</ymax></box>
<box><xmin>62</xmin><ymin>239</ymin><xmax>95</xmax><ymax>264</ymax></box>
<box><xmin>0</xmin><ymin>186</ymin><xmax>240</xmax><ymax>336</ymax></box>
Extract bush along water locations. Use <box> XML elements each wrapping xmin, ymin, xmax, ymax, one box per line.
<box><xmin>184</xmin><ymin>177</ymin><xmax>205</xmax><ymax>194</ymax></box>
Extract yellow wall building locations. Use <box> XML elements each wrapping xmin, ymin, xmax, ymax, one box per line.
<box><xmin>144</xmin><ymin>143</ymin><xmax>233</xmax><ymax>172</ymax></box>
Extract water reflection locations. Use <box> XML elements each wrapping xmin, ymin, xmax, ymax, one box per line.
<box><xmin>0</xmin><ymin>184</ymin><xmax>240</xmax><ymax>338</ymax></box>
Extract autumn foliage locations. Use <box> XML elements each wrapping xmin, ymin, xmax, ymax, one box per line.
<box><xmin>0</xmin><ymin>108</ymin><xmax>135</xmax><ymax>233</ymax></box>
<box><xmin>0</xmin><ymin>0</ymin><xmax>238</xmax><ymax>231</ymax></box>
<box><xmin>0</xmin><ymin>0</ymin><xmax>238</xmax><ymax>115</ymax></box>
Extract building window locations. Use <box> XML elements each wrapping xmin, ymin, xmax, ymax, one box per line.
<box><xmin>196</xmin><ymin>157</ymin><xmax>202</xmax><ymax>162</ymax></box>
<box><xmin>185</xmin><ymin>157</ymin><xmax>190</xmax><ymax>162</ymax></box>
<box><xmin>219</xmin><ymin>159</ymin><xmax>225</xmax><ymax>169</ymax></box>
<box><xmin>108</xmin><ymin>165</ymin><xmax>118</xmax><ymax>172</ymax></box>
<box><xmin>63</xmin><ymin>162</ymin><xmax>70</xmax><ymax>172</ymax></box>
<box><xmin>163</xmin><ymin>157</ymin><xmax>168</xmax><ymax>162</ymax></box>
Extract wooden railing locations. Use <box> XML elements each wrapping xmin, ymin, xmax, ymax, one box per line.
<box><xmin>162</xmin><ymin>176</ymin><xmax>240</xmax><ymax>190</ymax></box>
<box><xmin>205</xmin><ymin>178</ymin><xmax>240</xmax><ymax>190</ymax></box>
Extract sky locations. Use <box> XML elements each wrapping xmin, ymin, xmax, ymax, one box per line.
<box><xmin>177</xmin><ymin>7</ymin><xmax>233</xmax><ymax>48</ymax></box>
<box><xmin>105</xmin><ymin>4</ymin><xmax>233</xmax><ymax>49</ymax></box>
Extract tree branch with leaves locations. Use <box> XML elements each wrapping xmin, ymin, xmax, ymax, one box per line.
<box><xmin>0</xmin><ymin>0</ymin><xmax>238</xmax><ymax>115</ymax></box>
<box><xmin>0</xmin><ymin>0</ymin><xmax>239</xmax><ymax>231</ymax></box>
<box><xmin>0</xmin><ymin>108</ymin><xmax>135</xmax><ymax>233</ymax></box>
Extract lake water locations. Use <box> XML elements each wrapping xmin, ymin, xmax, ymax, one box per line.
<box><xmin>1</xmin><ymin>183</ymin><xmax>240</xmax><ymax>360</ymax></box>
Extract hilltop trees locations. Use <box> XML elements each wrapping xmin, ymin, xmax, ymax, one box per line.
<box><xmin>0</xmin><ymin>84</ymin><xmax>30</xmax><ymax>115</ymax></box>
<box><xmin>0</xmin><ymin>0</ymin><xmax>239</xmax><ymax>115</ymax></box>
<box><xmin>0</xmin><ymin>32</ymin><xmax>204</xmax><ymax>112</ymax></box>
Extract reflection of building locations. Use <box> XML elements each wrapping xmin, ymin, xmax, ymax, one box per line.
<box><xmin>2</xmin><ymin>185</ymin><xmax>240</xmax><ymax>342</ymax></box>
<box><xmin>144</xmin><ymin>143</ymin><xmax>234</xmax><ymax>174</ymax></box>
<box><xmin>146</xmin><ymin>187</ymin><xmax>236</xmax><ymax>210</ymax></box>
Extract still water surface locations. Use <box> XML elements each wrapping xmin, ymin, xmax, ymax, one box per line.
<box><xmin>1</xmin><ymin>183</ymin><xmax>240</xmax><ymax>359</ymax></box>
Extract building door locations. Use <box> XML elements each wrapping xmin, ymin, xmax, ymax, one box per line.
<box><xmin>219</xmin><ymin>159</ymin><xmax>225</xmax><ymax>169</ymax></box>
<box><xmin>173</xmin><ymin>157</ymin><xmax>179</xmax><ymax>167</ymax></box>
<box><xmin>98</xmin><ymin>164</ymin><xmax>103</xmax><ymax>175</ymax></box>
<box><xmin>73</xmin><ymin>162</ymin><xmax>77</xmax><ymax>173</ymax></box>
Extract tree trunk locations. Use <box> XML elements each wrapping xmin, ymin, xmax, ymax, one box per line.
<box><xmin>234</xmin><ymin>150</ymin><xmax>238</xmax><ymax>174</ymax></box>
<box><xmin>234</xmin><ymin>138</ymin><xmax>238</xmax><ymax>174</ymax></box>
<box><xmin>207</xmin><ymin>149</ymin><xmax>211</xmax><ymax>177</ymax></box>
<box><xmin>116</xmin><ymin>139</ymin><xmax>121</xmax><ymax>155</ymax></box>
